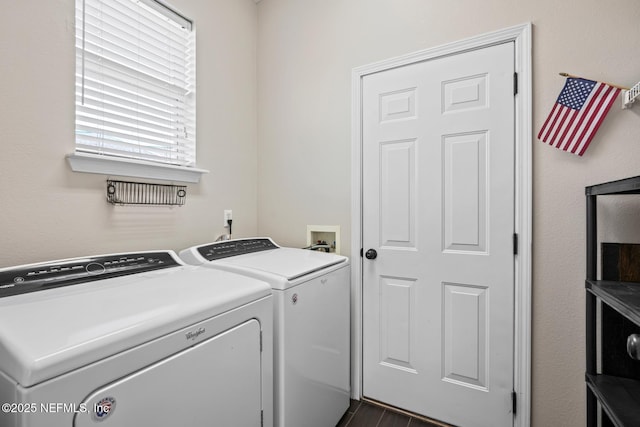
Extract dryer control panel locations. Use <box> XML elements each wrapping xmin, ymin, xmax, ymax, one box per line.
<box><xmin>198</xmin><ymin>238</ymin><xmax>279</xmax><ymax>261</ymax></box>
<box><xmin>0</xmin><ymin>252</ymin><xmax>180</xmax><ymax>298</ymax></box>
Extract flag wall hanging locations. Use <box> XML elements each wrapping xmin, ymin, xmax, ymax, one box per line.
<box><xmin>538</xmin><ymin>76</ymin><xmax>622</xmax><ymax>156</ymax></box>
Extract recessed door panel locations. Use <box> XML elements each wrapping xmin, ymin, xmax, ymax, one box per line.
<box><xmin>442</xmin><ymin>132</ymin><xmax>487</xmax><ymax>253</ymax></box>
<box><xmin>442</xmin><ymin>282</ymin><xmax>488</xmax><ymax>389</ymax></box>
<box><xmin>380</xmin><ymin>88</ymin><xmax>417</xmax><ymax>122</ymax></box>
<box><xmin>380</xmin><ymin>139</ymin><xmax>416</xmax><ymax>248</ymax></box>
<box><xmin>379</xmin><ymin>276</ymin><xmax>417</xmax><ymax>372</ymax></box>
<box><xmin>442</xmin><ymin>74</ymin><xmax>488</xmax><ymax>113</ymax></box>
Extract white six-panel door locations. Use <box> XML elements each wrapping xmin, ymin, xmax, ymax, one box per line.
<box><xmin>362</xmin><ymin>42</ymin><xmax>515</xmax><ymax>427</ymax></box>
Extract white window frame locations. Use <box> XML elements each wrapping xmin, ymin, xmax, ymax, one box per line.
<box><xmin>68</xmin><ymin>0</ymin><xmax>207</xmax><ymax>183</ymax></box>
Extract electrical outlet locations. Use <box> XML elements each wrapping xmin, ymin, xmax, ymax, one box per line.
<box><xmin>224</xmin><ymin>210</ymin><xmax>233</xmax><ymax>227</ymax></box>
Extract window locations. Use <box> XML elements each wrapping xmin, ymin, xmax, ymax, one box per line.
<box><xmin>72</xmin><ymin>0</ymin><xmax>201</xmax><ymax>181</ymax></box>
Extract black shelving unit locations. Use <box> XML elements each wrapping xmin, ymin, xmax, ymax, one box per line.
<box><xmin>586</xmin><ymin>176</ymin><xmax>640</xmax><ymax>427</ymax></box>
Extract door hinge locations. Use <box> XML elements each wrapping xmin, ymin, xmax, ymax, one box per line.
<box><xmin>513</xmin><ymin>233</ymin><xmax>518</xmax><ymax>255</ymax></box>
<box><xmin>514</xmin><ymin>72</ymin><xmax>518</xmax><ymax>96</ymax></box>
<box><xmin>512</xmin><ymin>390</ymin><xmax>517</xmax><ymax>415</ymax></box>
<box><xmin>360</xmin><ymin>248</ymin><xmax>363</xmax><ymax>258</ymax></box>
<box><xmin>260</xmin><ymin>331</ymin><xmax>263</xmax><ymax>352</ymax></box>
<box><xmin>261</xmin><ymin>409</ymin><xmax>264</xmax><ymax>427</ymax></box>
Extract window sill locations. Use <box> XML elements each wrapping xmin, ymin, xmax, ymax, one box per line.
<box><xmin>66</xmin><ymin>153</ymin><xmax>209</xmax><ymax>183</ymax></box>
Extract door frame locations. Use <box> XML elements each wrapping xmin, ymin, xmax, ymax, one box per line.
<box><xmin>350</xmin><ymin>23</ymin><xmax>532</xmax><ymax>427</ymax></box>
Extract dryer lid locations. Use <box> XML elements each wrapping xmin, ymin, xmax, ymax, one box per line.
<box><xmin>215</xmin><ymin>247</ymin><xmax>347</xmax><ymax>281</ymax></box>
<box><xmin>0</xmin><ymin>252</ymin><xmax>271</xmax><ymax>387</ymax></box>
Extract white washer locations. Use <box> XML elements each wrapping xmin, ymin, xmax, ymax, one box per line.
<box><xmin>180</xmin><ymin>238</ymin><xmax>350</xmax><ymax>427</ymax></box>
<box><xmin>0</xmin><ymin>250</ymin><xmax>273</xmax><ymax>427</ymax></box>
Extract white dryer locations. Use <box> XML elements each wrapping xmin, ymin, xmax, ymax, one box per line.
<box><xmin>0</xmin><ymin>251</ymin><xmax>273</xmax><ymax>427</ymax></box>
<box><xmin>180</xmin><ymin>238</ymin><xmax>350</xmax><ymax>427</ymax></box>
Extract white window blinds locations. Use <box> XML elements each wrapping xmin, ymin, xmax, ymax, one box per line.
<box><xmin>75</xmin><ymin>0</ymin><xmax>196</xmax><ymax>167</ymax></box>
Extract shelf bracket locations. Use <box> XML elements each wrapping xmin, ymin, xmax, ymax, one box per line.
<box><xmin>622</xmin><ymin>81</ymin><xmax>640</xmax><ymax>109</ymax></box>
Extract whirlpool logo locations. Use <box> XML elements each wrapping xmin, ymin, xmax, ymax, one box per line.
<box><xmin>185</xmin><ymin>327</ymin><xmax>205</xmax><ymax>341</ymax></box>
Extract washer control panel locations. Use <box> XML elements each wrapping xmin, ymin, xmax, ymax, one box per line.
<box><xmin>198</xmin><ymin>238</ymin><xmax>279</xmax><ymax>261</ymax></box>
<box><xmin>0</xmin><ymin>252</ymin><xmax>180</xmax><ymax>298</ymax></box>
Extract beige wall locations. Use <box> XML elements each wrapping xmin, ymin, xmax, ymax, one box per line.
<box><xmin>256</xmin><ymin>1</ymin><xmax>640</xmax><ymax>426</ymax></box>
<box><xmin>0</xmin><ymin>0</ymin><xmax>259</xmax><ymax>267</ymax></box>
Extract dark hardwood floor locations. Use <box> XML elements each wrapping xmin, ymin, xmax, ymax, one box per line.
<box><xmin>337</xmin><ymin>400</ymin><xmax>452</xmax><ymax>427</ymax></box>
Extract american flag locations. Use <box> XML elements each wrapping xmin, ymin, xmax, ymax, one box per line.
<box><xmin>538</xmin><ymin>77</ymin><xmax>620</xmax><ymax>156</ymax></box>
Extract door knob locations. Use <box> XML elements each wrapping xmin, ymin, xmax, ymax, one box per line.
<box><xmin>365</xmin><ymin>249</ymin><xmax>378</xmax><ymax>260</ymax></box>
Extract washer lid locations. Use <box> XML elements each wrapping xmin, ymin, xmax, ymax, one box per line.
<box><xmin>0</xmin><ymin>254</ymin><xmax>271</xmax><ymax>387</ymax></box>
<box><xmin>214</xmin><ymin>247</ymin><xmax>347</xmax><ymax>281</ymax></box>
